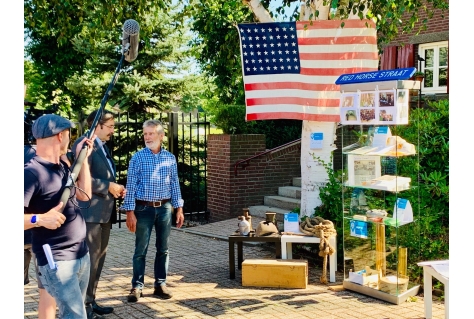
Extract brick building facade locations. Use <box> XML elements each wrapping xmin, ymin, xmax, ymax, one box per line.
<box><xmin>207</xmin><ymin>134</ymin><xmax>300</xmax><ymax>221</ymax></box>
<box><xmin>380</xmin><ymin>1</ymin><xmax>449</xmax><ymax>97</ymax></box>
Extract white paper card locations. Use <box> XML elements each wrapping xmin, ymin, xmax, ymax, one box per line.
<box><xmin>372</xmin><ymin>126</ymin><xmax>392</xmax><ymax>149</ymax></box>
<box><xmin>393</xmin><ymin>198</ymin><xmax>413</xmax><ymax>224</ymax></box>
<box><xmin>310</xmin><ymin>132</ymin><xmax>323</xmax><ymax>149</ymax></box>
<box><xmin>284</xmin><ymin>213</ymin><xmax>300</xmax><ymax>233</ymax></box>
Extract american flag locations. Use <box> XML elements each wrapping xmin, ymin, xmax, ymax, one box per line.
<box><xmin>237</xmin><ymin>20</ymin><xmax>379</xmax><ymax>121</ymax></box>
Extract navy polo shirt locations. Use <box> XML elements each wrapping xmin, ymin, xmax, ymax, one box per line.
<box><xmin>24</xmin><ymin>156</ymin><xmax>88</xmax><ymax>266</ymax></box>
<box><xmin>24</xmin><ymin>145</ymin><xmax>37</xmax><ymax>246</ymax></box>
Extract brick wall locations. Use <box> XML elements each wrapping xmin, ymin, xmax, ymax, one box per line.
<box><xmin>207</xmin><ymin>134</ymin><xmax>301</xmax><ymax>222</ymax></box>
<box><xmin>386</xmin><ymin>1</ymin><xmax>449</xmax><ymax>46</ymax></box>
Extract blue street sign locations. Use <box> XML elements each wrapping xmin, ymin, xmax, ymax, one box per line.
<box><xmin>335</xmin><ymin>67</ymin><xmax>416</xmax><ymax>85</ymax></box>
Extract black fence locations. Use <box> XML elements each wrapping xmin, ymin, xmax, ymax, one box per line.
<box><xmin>105</xmin><ymin>110</ymin><xmax>210</xmax><ymax>227</ymax></box>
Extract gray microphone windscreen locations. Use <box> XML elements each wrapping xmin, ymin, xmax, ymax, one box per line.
<box><xmin>122</xmin><ymin>19</ymin><xmax>140</xmax><ymax>62</ymax></box>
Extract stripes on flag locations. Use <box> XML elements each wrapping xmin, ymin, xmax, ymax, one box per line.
<box><xmin>237</xmin><ymin>19</ymin><xmax>379</xmax><ymax>122</ymax></box>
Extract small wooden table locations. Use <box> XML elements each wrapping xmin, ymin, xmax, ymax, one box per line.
<box><xmin>228</xmin><ymin>233</ymin><xmax>281</xmax><ymax>279</ymax></box>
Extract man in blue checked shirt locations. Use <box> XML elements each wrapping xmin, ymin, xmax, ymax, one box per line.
<box><xmin>121</xmin><ymin>119</ymin><xmax>184</xmax><ymax>302</ymax></box>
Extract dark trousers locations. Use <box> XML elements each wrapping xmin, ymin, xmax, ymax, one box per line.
<box><xmin>85</xmin><ymin>221</ymin><xmax>111</xmax><ymax>311</ymax></box>
<box><xmin>24</xmin><ymin>244</ymin><xmax>43</xmax><ymax>288</ymax></box>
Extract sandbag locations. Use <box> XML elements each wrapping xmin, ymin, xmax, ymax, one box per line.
<box><xmin>255</xmin><ymin>220</ymin><xmax>279</xmax><ymax>236</ymax></box>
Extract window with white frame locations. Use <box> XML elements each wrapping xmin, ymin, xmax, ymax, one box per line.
<box><xmin>418</xmin><ymin>41</ymin><xmax>448</xmax><ymax>94</ymax></box>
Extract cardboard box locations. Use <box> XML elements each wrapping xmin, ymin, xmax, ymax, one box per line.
<box><xmin>348</xmin><ymin>267</ymin><xmax>380</xmax><ymax>289</ymax></box>
<box><xmin>242</xmin><ymin>259</ymin><xmax>308</xmax><ymax>289</ymax></box>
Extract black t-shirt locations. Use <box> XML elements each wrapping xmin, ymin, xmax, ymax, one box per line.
<box><xmin>24</xmin><ymin>156</ymin><xmax>88</xmax><ymax>266</ymax></box>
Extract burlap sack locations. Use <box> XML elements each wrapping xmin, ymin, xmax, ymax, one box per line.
<box><xmin>255</xmin><ymin>221</ymin><xmax>279</xmax><ymax>236</ymax></box>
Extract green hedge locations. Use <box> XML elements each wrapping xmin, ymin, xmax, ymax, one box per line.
<box><xmin>211</xmin><ymin>104</ymin><xmax>302</xmax><ymax>149</ymax></box>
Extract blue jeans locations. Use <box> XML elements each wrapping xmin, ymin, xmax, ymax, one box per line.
<box><xmin>132</xmin><ymin>202</ymin><xmax>172</xmax><ymax>290</ymax></box>
<box><xmin>38</xmin><ymin>253</ymin><xmax>90</xmax><ymax>319</ymax></box>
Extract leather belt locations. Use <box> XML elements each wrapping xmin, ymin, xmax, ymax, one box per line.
<box><xmin>136</xmin><ymin>199</ymin><xmax>170</xmax><ymax>207</ymax></box>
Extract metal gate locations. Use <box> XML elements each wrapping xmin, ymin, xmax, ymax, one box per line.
<box><xmin>110</xmin><ymin>110</ymin><xmax>210</xmax><ymax>227</ymax></box>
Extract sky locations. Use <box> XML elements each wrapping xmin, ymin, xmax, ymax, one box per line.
<box><xmin>6</xmin><ymin>1</ymin><xmax>467</xmax><ymax>317</ymax></box>
<box><xmin>269</xmin><ymin>0</ymin><xmax>301</xmax><ymax>21</ymax></box>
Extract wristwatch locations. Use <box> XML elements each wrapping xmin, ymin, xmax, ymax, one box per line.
<box><xmin>31</xmin><ymin>215</ymin><xmax>40</xmax><ymax>227</ymax></box>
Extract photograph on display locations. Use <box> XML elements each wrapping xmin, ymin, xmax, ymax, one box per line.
<box><xmin>359</xmin><ymin>92</ymin><xmax>376</xmax><ymax>107</ymax></box>
<box><xmin>341</xmin><ymin>109</ymin><xmax>358</xmax><ymax>123</ymax></box>
<box><xmin>340</xmin><ymin>93</ymin><xmax>358</xmax><ymax>108</ymax></box>
<box><xmin>342</xmin><ymin>95</ymin><xmax>354</xmax><ymax>107</ymax></box>
<box><xmin>339</xmin><ymin>93</ymin><xmax>359</xmax><ymax>124</ymax></box>
<box><xmin>397</xmin><ymin>90</ymin><xmax>407</xmax><ymax>104</ymax></box>
<box><xmin>378</xmin><ymin>108</ymin><xmax>396</xmax><ymax>123</ymax></box>
<box><xmin>360</xmin><ymin>109</ymin><xmax>375</xmax><ymax>123</ymax></box>
<box><xmin>400</xmin><ymin>104</ymin><xmax>409</xmax><ymax>121</ymax></box>
<box><xmin>347</xmin><ymin>154</ymin><xmax>381</xmax><ymax>186</ymax></box>
<box><xmin>396</xmin><ymin>89</ymin><xmax>409</xmax><ymax>124</ymax></box>
<box><xmin>379</xmin><ymin>90</ymin><xmax>395</xmax><ymax>107</ymax></box>
<box><xmin>339</xmin><ymin>89</ymin><xmax>408</xmax><ymax>125</ymax></box>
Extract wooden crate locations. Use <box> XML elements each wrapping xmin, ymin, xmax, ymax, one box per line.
<box><xmin>242</xmin><ymin>259</ymin><xmax>308</xmax><ymax>289</ymax></box>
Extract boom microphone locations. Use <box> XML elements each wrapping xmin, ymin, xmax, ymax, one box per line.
<box><xmin>122</xmin><ymin>19</ymin><xmax>140</xmax><ymax>62</ymax></box>
<box><xmin>59</xmin><ymin>20</ymin><xmax>139</xmax><ymax>213</ymax></box>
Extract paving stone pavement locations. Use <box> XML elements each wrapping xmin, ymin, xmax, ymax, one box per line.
<box><xmin>24</xmin><ymin>217</ymin><xmax>446</xmax><ymax>318</ymax></box>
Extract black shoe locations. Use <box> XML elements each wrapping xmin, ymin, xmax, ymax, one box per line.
<box><xmin>87</xmin><ymin>310</ymin><xmax>105</xmax><ymax>319</ymax></box>
<box><xmin>92</xmin><ymin>301</ymin><xmax>114</xmax><ymax>315</ymax></box>
<box><xmin>127</xmin><ymin>288</ymin><xmax>142</xmax><ymax>302</ymax></box>
<box><xmin>153</xmin><ymin>285</ymin><xmax>173</xmax><ymax>299</ymax></box>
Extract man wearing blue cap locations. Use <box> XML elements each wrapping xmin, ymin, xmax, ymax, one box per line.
<box><xmin>24</xmin><ymin>114</ymin><xmax>97</xmax><ymax>319</ymax></box>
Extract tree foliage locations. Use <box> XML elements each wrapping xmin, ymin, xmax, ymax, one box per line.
<box><xmin>24</xmin><ymin>0</ymin><xmax>206</xmax><ymax>120</ymax></box>
<box><xmin>24</xmin><ymin>0</ymin><xmax>168</xmax><ymax>46</ymax></box>
<box><xmin>66</xmin><ymin>9</ymin><xmax>197</xmax><ymax>113</ymax></box>
<box><xmin>184</xmin><ymin>0</ymin><xmax>255</xmax><ymax>105</ymax></box>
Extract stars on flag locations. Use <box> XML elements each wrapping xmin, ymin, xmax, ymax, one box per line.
<box><xmin>238</xmin><ymin>22</ymin><xmax>301</xmax><ymax>76</ymax></box>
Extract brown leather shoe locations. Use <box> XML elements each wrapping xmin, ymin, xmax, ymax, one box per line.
<box><xmin>127</xmin><ymin>288</ymin><xmax>143</xmax><ymax>302</ymax></box>
<box><xmin>153</xmin><ymin>285</ymin><xmax>173</xmax><ymax>299</ymax></box>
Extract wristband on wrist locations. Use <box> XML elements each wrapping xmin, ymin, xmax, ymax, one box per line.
<box><xmin>31</xmin><ymin>215</ymin><xmax>40</xmax><ymax>227</ymax></box>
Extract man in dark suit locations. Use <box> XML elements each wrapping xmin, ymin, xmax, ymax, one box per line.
<box><xmin>73</xmin><ymin>110</ymin><xmax>126</xmax><ymax>319</ymax></box>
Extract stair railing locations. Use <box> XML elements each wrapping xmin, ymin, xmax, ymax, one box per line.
<box><xmin>233</xmin><ymin>138</ymin><xmax>301</xmax><ymax>177</ymax></box>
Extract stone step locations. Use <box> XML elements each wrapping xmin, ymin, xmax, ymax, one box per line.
<box><xmin>278</xmin><ymin>186</ymin><xmax>301</xmax><ymax>198</ymax></box>
<box><xmin>293</xmin><ymin>177</ymin><xmax>302</xmax><ymax>187</ymax></box>
<box><xmin>264</xmin><ymin>195</ymin><xmax>301</xmax><ymax>212</ymax></box>
<box><xmin>248</xmin><ymin>205</ymin><xmax>291</xmax><ymax>219</ymax></box>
